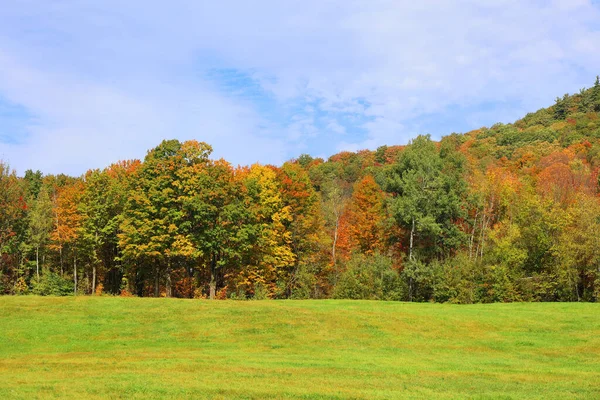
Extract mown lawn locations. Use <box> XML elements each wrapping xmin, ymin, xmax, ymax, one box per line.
<box><xmin>0</xmin><ymin>297</ymin><xmax>598</xmax><ymax>399</ymax></box>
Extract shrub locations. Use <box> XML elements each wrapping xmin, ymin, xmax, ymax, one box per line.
<box><xmin>95</xmin><ymin>283</ymin><xmax>104</xmax><ymax>296</ymax></box>
<box><xmin>485</xmin><ymin>265</ymin><xmax>519</xmax><ymax>303</ymax></box>
<box><xmin>215</xmin><ymin>287</ymin><xmax>228</xmax><ymax>300</ymax></box>
<box><xmin>228</xmin><ymin>291</ymin><xmax>247</xmax><ymax>300</ymax></box>
<box><xmin>401</xmin><ymin>258</ymin><xmax>437</xmax><ymax>302</ymax></box>
<box><xmin>289</xmin><ymin>263</ymin><xmax>318</xmax><ymax>299</ymax></box>
<box><xmin>432</xmin><ymin>255</ymin><xmax>478</xmax><ymax>304</ymax></box>
<box><xmin>333</xmin><ymin>253</ymin><xmax>404</xmax><ymax>300</ymax></box>
<box><xmin>252</xmin><ymin>282</ymin><xmax>270</xmax><ymax>300</ymax></box>
<box><xmin>13</xmin><ymin>277</ymin><xmax>29</xmax><ymax>295</ymax></box>
<box><xmin>31</xmin><ymin>271</ymin><xmax>73</xmax><ymax>296</ymax></box>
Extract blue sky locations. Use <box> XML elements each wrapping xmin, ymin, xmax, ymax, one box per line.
<box><xmin>1</xmin><ymin>0</ymin><xmax>600</xmax><ymax>175</ymax></box>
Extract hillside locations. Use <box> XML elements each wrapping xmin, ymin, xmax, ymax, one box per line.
<box><xmin>1</xmin><ymin>78</ymin><xmax>599</xmax><ymax>302</ymax></box>
<box><xmin>0</xmin><ymin>297</ymin><xmax>599</xmax><ymax>399</ymax></box>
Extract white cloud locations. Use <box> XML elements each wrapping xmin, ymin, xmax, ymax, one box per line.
<box><xmin>0</xmin><ymin>0</ymin><xmax>599</xmax><ymax>174</ymax></box>
<box><xmin>326</xmin><ymin>120</ymin><xmax>346</xmax><ymax>135</ymax></box>
<box><xmin>0</xmin><ymin>45</ymin><xmax>285</xmax><ymax>174</ymax></box>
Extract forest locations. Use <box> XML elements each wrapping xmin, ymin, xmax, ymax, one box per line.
<box><xmin>1</xmin><ymin>77</ymin><xmax>600</xmax><ymax>303</ymax></box>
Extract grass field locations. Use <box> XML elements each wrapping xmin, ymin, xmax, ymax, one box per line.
<box><xmin>0</xmin><ymin>297</ymin><xmax>599</xmax><ymax>399</ymax></box>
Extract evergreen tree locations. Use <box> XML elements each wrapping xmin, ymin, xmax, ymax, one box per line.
<box><xmin>554</xmin><ymin>94</ymin><xmax>568</xmax><ymax>120</ymax></box>
<box><xmin>592</xmin><ymin>75</ymin><xmax>600</xmax><ymax>112</ymax></box>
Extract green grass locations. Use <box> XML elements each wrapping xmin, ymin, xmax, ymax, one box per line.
<box><xmin>0</xmin><ymin>297</ymin><xmax>599</xmax><ymax>399</ymax></box>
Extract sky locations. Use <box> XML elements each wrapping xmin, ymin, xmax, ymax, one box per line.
<box><xmin>1</xmin><ymin>0</ymin><xmax>600</xmax><ymax>176</ymax></box>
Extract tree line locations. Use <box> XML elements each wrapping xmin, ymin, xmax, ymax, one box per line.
<box><xmin>1</xmin><ymin>77</ymin><xmax>600</xmax><ymax>302</ymax></box>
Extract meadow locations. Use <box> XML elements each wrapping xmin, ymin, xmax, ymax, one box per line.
<box><xmin>0</xmin><ymin>297</ymin><xmax>599</xmax><ymax>399</ymax></box>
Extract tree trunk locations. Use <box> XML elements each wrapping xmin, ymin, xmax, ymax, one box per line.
<box><xmin>92</xmin><ymin>232</ymin><xmax>98</xmax><ymax>295</ymax></box>
<box><xmin>479</xmin><ymin>194</ymin><xmax>495</xmax><ymax>260</ymax></box>
<box><xmin>469</xmin><ymin>211</ymin><xmax>478</xmax><ymax>260</ymax></box>
<box><xmin>480</xmin><ymin>214</ymin><xmax>489</xmax><ymax>260</ymax></box>
<box><xmin>190</xmin><ymin>267</ymin><xmax>195</xmax><ymax>299</ymax></box>
<box><xmin>408</xmin><ymin>216</ymin><xmax>416</xmax><ymax>302</ymax></box>
<box><xmin>166</xmin><ymin>273</ymin><xmax>172</xmax><ymax>297</ymax></box>
<box><xmin>332</xmin><ymin>213</ymin><xmax>340</xmax><ymax>283</ymax></box>
<box><xmin>154</xmin><ymin>266</ymin><xmax>160</xmax><ymax>297</ymax></box>
<box><xmin>166</xmin><ymin>260</ymin><xmax>172</xmax><ymax>298</ymax></box>
<box><xmin>92</xmin><ymin>265</ymin><xmax>96</xmax><ymax>295</ymax></box>
<box><xmin>36</xmin><ymin>246</ymin><xmax>40</xmax><ymax>280</ymax></box>
<box><xmin>409</xmin><ymin>216</ymin><xmax>415</xmax><ymax>261</ymax></box>
<box><xmin>54</xmin><ymin>193</ymin><xmax>63</xmax><ymax>276</ymax></box>
<box><xmin>332</xmin><ymin>217</ymin><xmax>339</xmax><ymax>265</ymax></box>
<box><xmin>73</xmin><ymin>251</ymin><xmax>77</xmax><ymax>295</ymax></box>
<box><xmin>209</xmin><ymin>253</ymin><xmax>216</xmax><ymax>300</ymax></box>
<box><xmin>477</xmin><ymin>212</ymin><xmax>488</xmax><ymax>261</ymax></box>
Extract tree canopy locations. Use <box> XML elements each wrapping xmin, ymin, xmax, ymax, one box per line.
<box><xmin>2</xmin><ymin>77</ymin><xmax>600</xmax><ymax>302</ymax></box>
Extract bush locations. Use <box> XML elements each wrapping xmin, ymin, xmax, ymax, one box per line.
<box><xmin>289</xmin><ymin>263</ymin><xmax>318</xmax><ymax>299</ymax></box>
<box><xmin>401</xmin><ymin>259</ymin><xmax>437</xmax><ymax>302</ymax></box>
<box><xmin>228</xmin><ymin>291</ymin><xmax>247</xmax><ymax>300</ymax></box>
<box><xmin>432</xmin><ymin>255</ymin><xmax>525</xmax><ymax>304</ymax></box>
<box><xmin>516</xmin><ymin>273</ymin><xmax>557</xmax><ymax>302</ymax></box>
<box><xmin>252</xmin><ymin>282</ymin><xmax>270</xmax><ymax>300</ymax></box>
<box><xmin>31</xmin><ymin>271</ymin><xmax>73</xmax><ymax>296</ymax></box>
<box><xmin>432</xmin><ymin>255</ymin><xmax>478</xmax><ymax>304</ymax></box>
<box><xmin>333</xmin><ymin>253</ymin><xmax>404</xmax><ymax>301</ymax></box>
<box><xmin>13</xmin><ymin>277</ymin><xmax>29</xmax><ymax>295</ymax></box>
<box><xmin>484</xmin><ymin>265</ymin><xmax>520</xmax><ymax>303</ymax></box>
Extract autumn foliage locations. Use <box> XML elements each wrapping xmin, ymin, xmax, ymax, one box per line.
<box><xmin>1</xmin><ymin>77</ymin><xmax>600</xmax><ymax>302</ymax></box>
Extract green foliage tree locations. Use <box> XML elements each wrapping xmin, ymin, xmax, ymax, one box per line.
<box><xmin>120</xmin><ymin>140</ymin><xmax>210</xmax><ymax>297</ymax></box>
<box><xmin>184</xmin><ymin>157</ymin><xmax>240</xmax><ymax>299</ymax></box>
<box><xmin>385</xmin><ymin>136</ymin><xmax>466</xmax><ymax>254</ymax></box>
<box><xmin>383</xmin><ymin>135</ymin><xmax>466</xmax><ymax>300</ymax></box>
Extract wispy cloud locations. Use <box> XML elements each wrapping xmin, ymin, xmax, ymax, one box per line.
<box><xmin>0</xmin><ymin>0</ymin><xmax>599</xmax><ymax>174</ymax></box>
